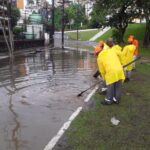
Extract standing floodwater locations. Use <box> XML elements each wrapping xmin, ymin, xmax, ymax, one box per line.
<box><xmin>0</xmin><ymin>48</ymin><xmax>97</xmax><ymax>150</ymax></box>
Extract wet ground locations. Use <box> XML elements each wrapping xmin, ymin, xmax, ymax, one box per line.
<box><xmin>0</xmin><ymin>47</ymin><xmax>97</xmax><ymax>150</ymax></box>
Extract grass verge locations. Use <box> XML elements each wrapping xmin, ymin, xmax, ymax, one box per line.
<box><xmin>55</xmin><ymin>51</ymin><xmax>150</xmax><ymax>150</ymax></box>
<box><xmin>96</xmin><ymin>23</ymin><xmax>146</xmax><ymax>44</ymax></box>
<box><xmin>65</xmin><ymin>29</ymin><xmax>100</xmax><ymax>41</ymax></box>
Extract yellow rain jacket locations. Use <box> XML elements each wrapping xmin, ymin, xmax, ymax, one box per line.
<box><xmin>111</xmin><ymin>45</ymin><xmax>124</xmax><ymax>65</ymax></box>
<box><xmin>104</xmin><ymin>43</ymin><xmax>109</xmax><ymax>50</ymax></box>
<box><xmin>97</xmin><ymin>48</ymin><xmax>125</xmax><ymax>85</ymax></box>
<box><xmin>122</xmin><ymin>44</ymin><xmax>136</xmax><ymax>71</ymax></box>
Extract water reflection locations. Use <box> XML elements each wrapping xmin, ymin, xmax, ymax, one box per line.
<box><xmin>6</xmin><ymin>59</ymin><xmax>20</xmax><ymax>150</ymax></box>
<box><xmin>9</xmin><ymin>94</ymin><xmax>20</xmax><ymax>150</ymax></box>
<box><xmin>0</xmin><ymin>48</ymin><xmax>97</xmax><ymax>150</ymax></box>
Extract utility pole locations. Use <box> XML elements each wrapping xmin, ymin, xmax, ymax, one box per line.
<box><xmin>58</xmin><ymin>0</ymin><xmax>70</xmax><ymax>49</ymax></box>
<box><xmin>50</xmin><ymin>0</ymin><xmax>55</xmax><ymax>47</ymax></box>
<box><xmin>8</xmin><ymin>0</ymin><xmax>12</xmax><ymax>29</ymax></box>
<box><xmin>62</xmin><ymin>0</ymin><xmax>65</xmax><ymax>49</ymax></box>
<box><xmin>8</xmin><ymin>0</ymin><xmax>14</xmax><ymax>57</ymax></box>
<box><xmin>24</xmin><ymin>10</ymin><xmax>27</xmax><ymax>31</ymax></box>
<box><xmin>76</xmin><ymin>0</ymin><xmax>79</xmax><ymax>41</ymax></box>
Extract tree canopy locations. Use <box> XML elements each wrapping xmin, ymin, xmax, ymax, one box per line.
<box><xmin>11</xmin><ymin>6</ymin><xmax>21</xmax><ymax>29</ymax></box>
<box><xmin>136</xmin><ymin>0</ymin><xmax>150</xmax><ymax>47</ymax></box>
<box><xmin>91</xmin><ymin>0</ymin><xmax>141</xmax><ymax>43</ymax></box>
<box><xmin>47</xmin><ymin>7</ymin><xmax>62</xmax><ymax>31</ymax></box>
<box><xmin>65</xmin><ymin>3</ymin><xmax>88</xmax><ymax>30</ymax></box>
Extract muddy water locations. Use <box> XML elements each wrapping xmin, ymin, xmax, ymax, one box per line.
<box><xmin>0</xmin><ymin>48</ymin><xmax>97</xmax><ymax>150</ymax></box>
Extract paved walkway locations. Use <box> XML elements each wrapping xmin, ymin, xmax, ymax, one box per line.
<box><xmin>64</xmin><ymin>29</ymin><xmax>98</xmax><ymax>33</ymax></box>
<box><xmin>89</xmin><ymin>27</ymin><xmax>110</xmax><ymax>41</ymax></box>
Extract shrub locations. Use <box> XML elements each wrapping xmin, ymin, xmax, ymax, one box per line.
<box><xmin>13</xmin><ymin>27</ymin><xmax>23</xmax><ymax>35</ymax></box>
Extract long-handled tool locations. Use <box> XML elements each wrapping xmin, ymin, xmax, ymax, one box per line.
<box><xmin>77</xmin><ymin>81</ymin><xmax>101</xmax><ymax>97</ymax></box>
<box><xmin>123</xmin><ymin>56</ymin><xmax>141</xmax><ymax>68</ymax></box>
<box><xmin>77</xmin><ymin>56</ymin><xmax>141</xmax><ymax>97</ymax></box>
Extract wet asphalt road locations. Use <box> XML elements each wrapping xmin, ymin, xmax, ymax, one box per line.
<box><xmin>0</xmin><ymin>48</ymin><xmax>97</xmax><ymax>150</ymax></box>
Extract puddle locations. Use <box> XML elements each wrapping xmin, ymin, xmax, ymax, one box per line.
<box><xmin>0</xmin><ymin>48</ymin><xmax>97</xmax><ymax>150</ymax></box>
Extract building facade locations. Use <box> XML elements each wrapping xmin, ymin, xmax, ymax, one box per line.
<box><xmin>17</xmin><ymin>0</ymin><xmax>24</xmax><ymax>9</ymax></box>
<box><xmin>0</xmin><ymin>0</ymin><xmax>9</xmax><ymax>33</ymax></box>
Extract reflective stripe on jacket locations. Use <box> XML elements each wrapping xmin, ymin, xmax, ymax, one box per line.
<box><xmin>97</xmin><ymin>48</ymin><xmax>125</xmax><ymax>85</ymax></box>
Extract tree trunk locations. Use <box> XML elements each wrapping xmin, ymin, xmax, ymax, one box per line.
<box><xmin>143</xmin><ymin>18</ymin><xmax>150</xmax><ymax>48</ymax></box>
<box><xmin>120</xmin><ymin>28</ymin><xmax>125</xmax><ymax>43</ymax></box>
<box><xmin>117</xmin><ymin>26</ymin><xmax>127</xmax><ymax>43</ymax></box>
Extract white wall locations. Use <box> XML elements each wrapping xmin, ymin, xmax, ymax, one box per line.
<box><xmin>27</xmin><ymin>24</ymin><xmax>43</xmax><ymax>39</ymax></box>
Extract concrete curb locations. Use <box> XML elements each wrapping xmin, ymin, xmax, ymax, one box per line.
<box><xmin>43</xmin><ymin>85</ymin><xmax>98</xmax><ymax>150</ymax></box>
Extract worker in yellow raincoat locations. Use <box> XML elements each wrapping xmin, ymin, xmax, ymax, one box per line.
<box><xmin>122</xmin><ymin>37</ymin><xmax>136</xmax><ymax>82</ymax></box>
<box><xmin>97</xmin><ymin>41</ymin><xmax>125</xmax><ymax>105</ymax></box>
<box><xmin>128</xmin><ymin>35</ymin><xmax>139</xmax><ymax>71</ymax></box>
<box><xmin>106</xmin><ymin>38</ymin><xmax>124</xmax><ymax>65</ymax></box>
<box><xmin>94</xmin><ymin>41</ymin><xmax>107</xmax><ymax>94</ymax></box>
<box><xmin>94</xmin><ymin>40</ymin><xmax>109</xmax><ymax>55</ymax></box>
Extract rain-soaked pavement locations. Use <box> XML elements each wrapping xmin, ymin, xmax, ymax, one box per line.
<box><xmin>0</xmin><ymin>47</ymin><xmax>97</xmax><ymax>150</ymax></box>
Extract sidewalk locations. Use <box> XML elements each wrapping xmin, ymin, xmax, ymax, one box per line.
<box><xmin>64</xmin><ymin>29</ymin><xmax>99</xmax><ymax>33</ymax></box>
<box><xmin>89</xmin><ymin>27</ymin><xmax>110</xmax><ymax>41</ymax></box>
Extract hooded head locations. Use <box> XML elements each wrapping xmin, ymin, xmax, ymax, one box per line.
<box><xmin>98</xmin><ymin>41</ymin><xmax>104</xmax><ymax>47</ymax></box>
<box><xmin>94</xmin><ymin>41</ymin><xmax>104</xmax><ymax>56</ymax></box>
<box><xmin>106</xmin><ymin>38</ymin><xmax>114</xmax><ymax>47</ymax></box>
<box><xmin>128</xmin><ymin>37</ymin><xmax>134</xmax><ymax>44</ymax></box>
<box><xmin>129</xmin><ymin>35</ymin><xmax>134</xmax><ymax>40</ymax></box>
<box><xmin>128</xmin><ymin>35</ymin><xmax>134</xmax><ymax>44</ymax></box>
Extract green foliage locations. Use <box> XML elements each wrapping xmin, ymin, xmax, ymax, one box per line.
<box><xmin>49</xmin><ymin>7</ymin><xmax>62</xmax><ymax>31</ymax></box>
<box><xmin>96</xmin><ymin>29</ymin><xmax>113</xmax><ymax>42</ymax></box>
<box><xmin>66</xmin><ymin>29</ymin><xmax>100</xmax><ymax>41</ymax></box>
<box><xmin>90</xmin><ymin>0</ymin><xmax>141</xmax><ymax>43</ymax></box>
<box><xmin>11</xmin><ymin>6</ymin><xmax>21</xmax><ymax>28</ymax></box>
<box><xmin>65</xmin><ymin>3</ymin><xmax>88</xmax><ymax>30</ymax></box>
<box><xmin>112</xmin><ymin>28</ymin><xmax>121</xmax><ymax>43</ymax></box>
<box><xmin>96</xmin><ymin>24</ymin><xmax>146</xmax><ymax>45</ymax></box>
<box><xmin>89</xmin><ymin>6</ymin><xmax>106</xmax><ymax>28</ymax></box>
<box><xmin>13</xmin><ymin>26</ymin><xmax>23</xmax><ymax>35</ymax></box>
<box><xmin>50</xmin><ymin>4</ymin><xmax>88</xmax><ymax>31</ymax></box>
<box><xmin>123</xmin><ymin>24</ymin><xmax>146</xmax><ymax>44</ymax></box>
<box><xmin>64</xmin><ymin>54</ymin><xmax>150</xmax><ymax>149</ymax></box>
<box><xmin>90</xmin><ymin>0</ymin><xmax>150</xmax><ymax>46</ymax></box>
<box><xmin>28</xmin><ymin>0</ymin><xmax>34</xmax><ymax>4</ymax></box>
<box><xmin>55</xmin><ymin>8</ymin><xmax>62</xmax><ymax>30</ymax></box>
<box><xmin>137</xmin><ymin>0</ymin><xmax>150</xmax><ymax>46</ymax></box>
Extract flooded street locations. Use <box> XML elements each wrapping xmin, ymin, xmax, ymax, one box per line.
<box><xmin>0</xmin><ymin>48</ymin><xmax>97</xmax><ymax>150</ymax></box>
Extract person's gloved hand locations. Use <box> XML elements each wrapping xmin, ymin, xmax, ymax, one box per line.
<box><xmin>93</xmin><ymin>70</ymin><xmax>100</xmax><ymax>78</ymax></box>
